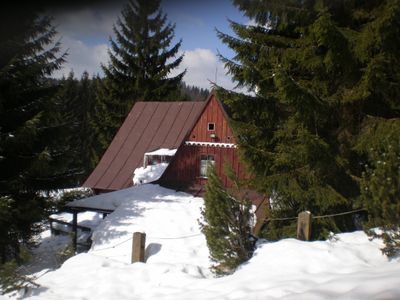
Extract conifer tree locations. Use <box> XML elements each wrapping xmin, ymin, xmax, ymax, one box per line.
<box><xmin>58</xmin><ymin>71</ymin><xmax>99</xmax><ymax>184</ymax></box>
<box><xmin>0</xmin><ymin>14</ymin><xmax>66</xmax><ymax>261</ymax></box>
<box><xmin>216</xmin><ymin>0</ymin><xmax>400</xmax><ymax>240</ymax></box>
<box><xmin>361</xmin><ymin>138</ymin><xmax>400</xmax><ymax>256</ymax></box>
<box><xmin>94</xmin><ymin>0</ymin><xmax>185</xmax><ymax>151</ymax></box>
<box><xmin>200</xmin><ymin>165</ymin><xmax>254</xmax><ymax>275</ymax></box>
<box><xmin>217</xmin><ymin>1</ymin><xmax>359</xmax><ymax>239</ymax></box>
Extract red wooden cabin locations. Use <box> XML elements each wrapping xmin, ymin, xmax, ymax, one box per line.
<box><xmin>83</xmin><ymin>92</ymin><xmax>268</xmax><ymax>226</ymax></box>
<box><xmin>158</xmin><ymin>92</ymin><xmax>248</xmax><ymax>193</ymax></box>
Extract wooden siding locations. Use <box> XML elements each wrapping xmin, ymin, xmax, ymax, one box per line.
<box><xmin>159</xmin><ymin>144</ymin><xmax>245</xmax><ymax>190</ymax></box>
<box><xmin>187</xmin><ymin>94</ymin><xmax>235</xmax><ymax>144</ymax></box>
<box><xmin>156</xmin><ymin>92</ymin><xmax>267</xmax><ymax>222</ymax></box>
<box><xmin>159</xmin><ymin>94</ymin><xmax>246</xmax><ymax>191</ymax></box>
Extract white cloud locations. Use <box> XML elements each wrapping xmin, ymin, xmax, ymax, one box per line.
<box><xmin>53</xmin><ymin>42</ymin><xmax>242</xmax><ymax>94</ymax></box>
<box><xmin>53</xmin><ymin>36</ymin><xmax>109</xmax><ymax>79</ymax></box>
<box><xmin>170</xmin><ymin>48</ymin><xmax>236</xmax><ymax>90</ymax></box>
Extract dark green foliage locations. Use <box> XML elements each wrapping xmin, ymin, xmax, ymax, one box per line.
<box><xmin>50</xmin><ymin>189</ymin><xmax>94</xmax><ymax>213</ymax></box>
<box><xmin>0</xmin><ymin>13</ymin><xmax>66</xmax><ymax>261</ymax></box>
<box><xmin>200</xmin><ymin>165</ymin><xmax>254</xmax><ymax>275</ymax></box>
<box><xmin>358</xmin><ymin>120</ymin><xmax>400</xmax><ymax>256</ymax></box>
<box><xmin>57</xmin><ymin>71</ymin><xmax>99</xmax><ymax>184</ymax></box>
<box><xmin>218</xmin><ymin>0</ymin><xmax>400</xmax><ymax>240</ymax></box>
<box><xmin>180</xmin><ymin>82</ymin><xmax>209</xmax><ymax>101</ymax></box>
<box><xmin>94</xmin><ymin>0</ymin><xmax>185</xmax><ymax>151</ymax></box>
<box><xmin>0</xmin><ymin>259</ymin><xmax>39</xmax><ymax>295</ymax></box>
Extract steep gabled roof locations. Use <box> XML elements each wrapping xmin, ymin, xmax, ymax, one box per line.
<box><xmin>83</xmin><ymin>101</ymin><xmax>206</xmax><ymax>191</ymax></box>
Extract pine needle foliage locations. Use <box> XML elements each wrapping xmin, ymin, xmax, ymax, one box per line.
<box><xmin>200</xmin><ymin>165</ymin><xmax>254</xmax><ymax>275</ymax></box>
<box><xmin>358</xmin><ymin>119</ymin><xmax>400</xmax><ymax>257</ymax></box>
<box><xmin>57</xmin><ymin>71</ymin><xmax>100</xmax><ymax>184</ymax></box>
<box><xmin>0</xmin><ymin>260</ymin><xmax>39</xmax><ymax>295</ymax></box>
<box><xmin>217</xmin><ymin>0</ymin><xmax>400</xmax><ymax>240</ymax></box>
<box><xmin>94</xmin><ymin>0</ymin><xmax>185</xmax><ymax>151</ymax></box>
<box><xmin>0</xmin><ymin>13</ymin><xmax>66</xmax><ymax>261</ymax></box>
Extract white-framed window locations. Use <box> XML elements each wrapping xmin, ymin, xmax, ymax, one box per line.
<box><xmin>199</xmin><ymin>155</ymin><xmax>215</xmax><ymax>177</ymax></box>
<box><xmin>208</xmin><ymin>122</ymin><xmax>215</xmax><ymax>131</ymax></box>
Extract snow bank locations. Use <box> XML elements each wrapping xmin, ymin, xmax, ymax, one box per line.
<box><xmin>89</xmin><ymin>184</ymin><xmax>210</xmax><ymax>271</ymax></box>
<box><xmin>133</xmin><ymin>163</ymin><xmax>169</xmax><ymax>185</ymax></box>
<box><xmin>25</xmin><ymin>231</ymin><xmax>400</xmax><ymax>299</ymax></box>
<box><xmin>15</xmin><ymin>184</ymin><xmax>400</xmax><ymax>299</ymax></box>
<box><xmin>66</xmin><ymin>186</ymin><xmax>141</xmax><ymax>211</ymax></box>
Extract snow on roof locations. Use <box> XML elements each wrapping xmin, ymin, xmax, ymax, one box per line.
<box><xmin>144</xmin><ymin>148</ymin><xmax>177</xmax><ymax>156</ymax></box>
<box><xmin>66</xmin><ymin>186</ymin><xmax>142</xmax><ymax>211</ymax></box>
<box><xmin>133</xmin><ymin>163</ymin><xmax>169</xmax><ymax>185</ymax></box>
<box><xmin>49</xmin><ymin>212</ymin><xmax>103</xmax><ymax>230</ymax></box>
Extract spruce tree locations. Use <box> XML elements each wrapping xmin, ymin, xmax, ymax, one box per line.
<box><xmin>360</xmin><ymin>136</ymin><xmax>400</xmax><ymax>256</ymax></box>
<box><xmin>353</xmin><ymin>1</ymin><xmax>400</xmax><ymax>252</ymax></box>
<box><xmin>217</xmin><ymin>1</ymin><xmax>360</xmax><ymax>239</ymax></box>
<box><xmin>200</xmin><ymin>166</ymin><xmax>254</xmax><ymax>275</ymax></box>
<box><xmin>0</xmin><ymin>14</ymin><xmax>66</xmax><ymax>261</ymax></box>
<box><xmin>78</xmin><ymin>72</ymin><xmax>99</xmax><ymax>179</ymax></box>
<box><xmin>216</xmin><ymin>0</ymin><xmax>400</xmax><ymax>240</ymax></box>
<box><xmin>58</xmin><ymin>71</ymin><xmax>99</xmax><ymax>184</ymax></box>
<box><xmin>94</xmin><ymin>0</ymin><xmax>185</xmax><ymax>151</ymax></box>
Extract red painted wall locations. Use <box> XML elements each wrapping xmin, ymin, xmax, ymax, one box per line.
<box><xmin>160</xmin><ymin>144</ymin><xmax>245</xmax><ymax>190</ymax></box>
<box><xmin>158</xmin><ymin>94</ymin><xmax>268</xmax><ymax>222</ymax></box>
<box><xmin>187</xmin><ymin>95</ymin><xmax>235</xmax><ymax>144</ymax></box>
<box><xmin>159</xmin><ymin>94</ymin><xmax>248</xmax><ymax>191</ymax></box>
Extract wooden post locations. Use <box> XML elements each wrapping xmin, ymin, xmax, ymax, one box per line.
<box><xmin>131</xmin><ymin>232</ymin><xmax>146</xmax><ymax>263</ymax></box>
<box><xmin>252</xmin><ymin>197</ymin><xmax>269</xmax><ymax>237</ymax></box>
<box><xmin>72</xmin><ymin>211</ymin><xmax>78</xmax><ymax>253</ymax></box>
<box><xmin>50</xmin><ymin>220</ymin><xmax>54</xmax><ymax>235</ymax></box>
<box><xmin>297</xmin><ymin>211</ymin><xmax>312</xmax><ymax>241</ymax></box>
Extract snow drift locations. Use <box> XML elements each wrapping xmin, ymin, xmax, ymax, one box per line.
<box><xmin>12</xmin><ymin>184</ymin><xmax>400</xmax><ymax>299</ymax></box>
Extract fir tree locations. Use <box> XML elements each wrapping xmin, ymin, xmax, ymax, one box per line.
<box><xmin>217</xmin><ymin>0</ymin><xmax>364</xmax><ymax>239</ymax></box>
<box><xmin>200</xmin><ymin>165</ymin><xmax>254</xmax><ymax>275</ymax></box>
<box><xmin>216</xmin><ymin>0</ymin><xmax>399</xmax><ymax>240</ymax></box>
<box><xmin>0</xmin><ymin>14</ymin><xmax>66</xmax><ymax>261</ymax></box>
<box><xmin>94</xmin><ymin>0</ymin><xmax>185</xmax><ymax>151</ymax></box>
<box><xmin>358</xmin><ymin>120</ymin><xmax>400</xmax><ymax>256</ymax></box>
<box><xmin>57</xmin><ymin>71</ymin><xmax>99</xmax><ymax>184</ymax></box>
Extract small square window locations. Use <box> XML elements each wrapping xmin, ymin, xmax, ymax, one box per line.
<box><xmin>208</xmin><ymin>123</ymin><xmax>215</xmax><ymax>131</ymax></box>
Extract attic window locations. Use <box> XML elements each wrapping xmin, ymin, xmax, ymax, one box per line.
<box><xmin>208</xmin><ymin>123</ymin><xmax>215</xmax><ymax>131</ymax></box>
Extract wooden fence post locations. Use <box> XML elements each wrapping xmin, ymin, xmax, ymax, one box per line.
<box><xmin>72</xmin><ymin>211</ymin><xmax>78</xmax><ymax>253</ymax></box>
<box><xmin>297</xmin><ymin>211</ymin><xmax>312</xmax><ymax>241</ymax></box>
<box><xmin>131</xmin><ymin>232</ymin><xmax>146</xmax><ymax>263</ymax></box>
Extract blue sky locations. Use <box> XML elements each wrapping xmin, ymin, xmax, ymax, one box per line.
<box><xmin>51</xmin><ymin>0</ymin><xmax>249</xmax><ymax>90</ymax></box>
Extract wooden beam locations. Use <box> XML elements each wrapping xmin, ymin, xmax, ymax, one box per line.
<box><xmin>72</xmin><ymin>211</ymin><xmax>78</xmax><ymax>253</ymax></box>
<box><xmin>48</xmin><ymin>217</ymin><xmax>91</xmax><ymax>232</ymax></box>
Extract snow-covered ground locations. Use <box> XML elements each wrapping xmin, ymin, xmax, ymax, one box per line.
<box><xmin>6</xmin><ymin>184</ymin><xmax>400</xmax><ymax>299</ymax></box>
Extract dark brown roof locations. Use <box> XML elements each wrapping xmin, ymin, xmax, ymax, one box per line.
<box><xmin>83</xmin><ymin>101</ymin><xmax>206</xmax><ymax>191</ymax></box>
